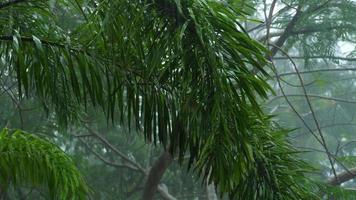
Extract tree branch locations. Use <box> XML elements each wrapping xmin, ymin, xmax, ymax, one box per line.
<box><xmin>328</xmin><ymin>168</ymin><xmax>356</xmax><ymax>186</ymax></box>
<box><xmin>269</xmin><ymin>53</ymin><xmax>324</xmax><ymax>147</ymax></box>
<box><xmin>273</xmin><ymin>56</ymin><xmax>356</xmax><ymax>62</ymax></box>
<box><xmin>297</xmin><ymin>146</ymin><xmax>355</xmax><ymax>184</ymax></box>
<box><xmin>77</xmin><ymin>137</ymin><xmax>140</xmax><ymax>171</ymax></box>
<box><xmin>270</xmin><ymin>43</ymin><xmax>339</xmax><ymax>182</ymax></box>
<box><xmin>275</xmin><ymin>68</ymin><xmax>356</xmax><ymax>77</ymax></box>
<box><xmin>264</xmin><ymin>0</ymin><xmax>278</xmax><ymax>45</ymax></box>
<box><xmin>248</xmin><ymin>5</ymin><xmax>291</xmax><ymax>33</ymax></box>
<box><xmin>269</xmin><ymin>94</ymin><xmax>356</xmax><ymax>104</ymax></box>
<box><xmin>142</xmin><ymin>151</ymin><xmax>173</xmax><ymax>200</ymax></box>
<box><xmin>83</xmin><ymin>126</ymin><xmax>146</xmax><ymax>173</ymax></box>
<box><xmin>259</xmin><ymin>25</ymin><xmax>356</xmax><ymax>41</ymax></box>
<box><xmin>270</xmin><ymin>5</ymin><xmax>302</xmax><ymax>56</ymax></box>
<box><xmin>75</xmin><ymin>130</ymin><xmax>176</xmax><ymax>200</ymax></box>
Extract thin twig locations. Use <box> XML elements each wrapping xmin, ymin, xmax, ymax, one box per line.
<box><xmin>74</xmin><ymin>130</ymin><xmax>177</xmax><ymax>200</ymax></box>
<box><xmin>297</xmin><ymin>145</ymin><xmax>356</xmax><ymax>185</ymax></box>
<box><xmin>270</xmin><ymin>43</ymin><xmax>339</xmax><ymax>184</ymax></box>
<box><xmin>78</xmin><ymin>137</ymin><xmax>140</xmax><ymax>171</ymax></box>
<box><xmin>274</xmin><ymin>56</ymin><xmax>356</xmax><ymax>62</ymax></box>
<box><xmin>264</xmin><ymin>0</ymin><xmax>277</xmax><ymax>45</ymax></box>
<box><xmin>268</xmin><ymin>94</ymin><xmax>356</xmax><ymax>104</ymax></box>
<box><xmin>83</xmin><ymin>125</ymin><xmax>146</xmax><ymax>173</ymax></box>
<box><xmin>269</xmin><ymin>59</ymin><xmax>323</xmax><ymax>145</ymax></box>
<box><xmin>275</xmin><ymin>68</ymin><xmax>356</xmax><ymax>77</ymax></box>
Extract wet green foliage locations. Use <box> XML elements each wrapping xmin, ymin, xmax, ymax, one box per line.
<box><xmin>0</xmin><ymin>0</ymin><xmax>340</xmax><ymax>199</ymax></box>
<box><xmin>0</xmin><ymin>128</ymin><xmax>88</xmax><ymax>199</ymax></box>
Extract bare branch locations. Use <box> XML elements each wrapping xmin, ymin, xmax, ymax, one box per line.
<box><xmin>264</xmin><ymin>0</ymin><xmax>278</xmax><ymax>45</ymax></box>
<box><xmin>268</xmin><ymin>54</ymin><xmax>323</xmax><ymax>146</ymax></box>
<box><xmin>83</xmin><ymin>126</ymin><xmax>146</xmax><ymax>173</ymax></box>
<box><xmin>270</xmin><ymin>43</ymin><xmax>339</xmax><ymax>183</ymax></box>
<box><xmin>75</xmin><ymin>130</ymin><xmax>177</xmax><ymax>200</ymax></box>
<box><xmin>269</xmin><ymin>94</ymin><xmax>356</xmax><ymax>104</ymax></box>
<box><xmin>270</xmin><ymin>5</ymin><xmax>302</xmax><ymax>56</ymax></box>
<box><xmin>77</xmin><ymin>137</ymin><xmax>140</xmax><ymax>171</ymax></box>
<box><xmin>274</xmin><ymin>56</ymin><xmax>356</xmax><ymax>62</ymax></box>
<box><xmin>247</xmin><ymin>5</ymin><xmax>291</xmax><ymax>33</ymax></box>
<box><xmin>275</xmin><ymin>68</ymin><xmax>356</xmax><ymax>77</ymax></box>
<box><xmin>259</xmin><ymin>25</ymin><xmax>356</xmax><ymax>41</ymax></box>
<box><xmin>297</xmin><ymin>146</ymin><xmax>356</xmax><ymax>185</ymax></box>
<box><xmin>329</xmin><ymin>168</ymin><xmax>356</xmax><ymax>186</ymax></box>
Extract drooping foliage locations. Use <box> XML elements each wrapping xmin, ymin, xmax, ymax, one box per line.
<box><xmin>0</xmin><ymin>128</ymin><xmax>89</xmax><ymax>199</ymax></box>
<box><xmin>0</xmin><ymin>0</ymin><xmax>320</xmax><ymax>199</ymax></box>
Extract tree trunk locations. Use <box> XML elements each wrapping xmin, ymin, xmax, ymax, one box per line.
<box><xmin>142</xmin><ymin>151</ymin><xmax>173</xmax><ymax>200</ymax></box>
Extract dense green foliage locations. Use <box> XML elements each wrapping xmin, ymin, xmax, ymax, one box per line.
<box><xmin>2</xmin><ymin>0</ymin><xmax>356</xmax><ymax>199</ymax></box>
<box><xmin>0</xmin><ymin>128</ymin><xmax>88</xmax><ymax>199</ymax></box>
<box><xmin>1</xmin><ymin>0</ymin><xmax>320</xmax><ymax>199</ymax></box>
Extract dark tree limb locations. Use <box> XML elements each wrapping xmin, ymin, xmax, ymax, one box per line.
<box><xmin>296</xmin><ymin>146</ymin><xmax>356</xmax><ymax>186</ymax></box>
<box><xmin>262</xmin><ymin>1</ymin><xmax>333</xmax><ymax>54</ymax></box>
<box><xmin>142</xmin><ymin>151</ymin><xmax>173</xmax><ymax>200</ymax></box>
<box><xmin>328</xmin><ymin>168</ymin><xmax>356</xmax><ymax>185</ymax></box>
<box><xmin>270</xmin><ymin>5</ymin><xmax>302</xmax><ymax>56</ymax></box>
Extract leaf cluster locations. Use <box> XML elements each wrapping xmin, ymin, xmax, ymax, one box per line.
<box><xmin>0</xmin><ymin>128</ymin><xmax>89</xmax><ymax>199</ymax></box>
<box><xmin>0</xmin><ymin>0</ymin><xmax>322</xmax><ymax>198</ymax></box>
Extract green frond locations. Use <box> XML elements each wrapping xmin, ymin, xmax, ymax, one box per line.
<box><xmin>1</xmin><ymin>0</ymin><xmax>320</xmax><ymax>199</ymax></box>
<box><xmin>223</xmin><ymin>119</ymin><xmax>320</xmax><ymax>199</ymax></box>
<box><xmin>0</xmin><ymin>128</ymin><xmax>89</xmax><ymax>199</ymax></box>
